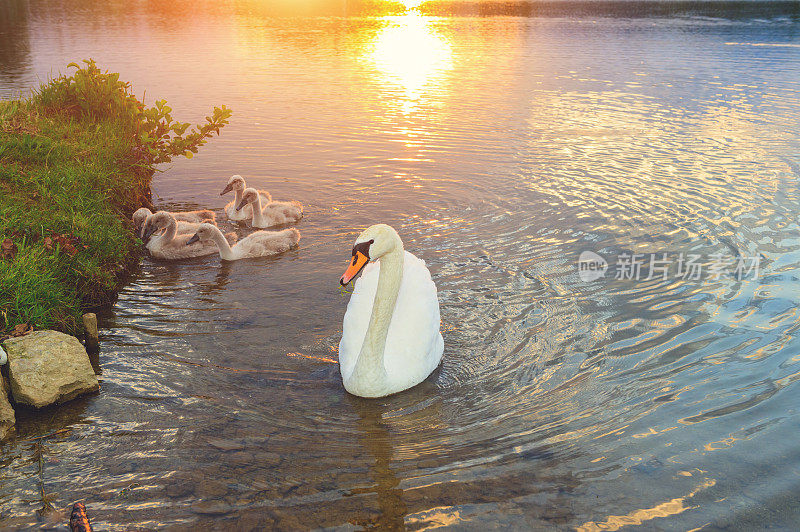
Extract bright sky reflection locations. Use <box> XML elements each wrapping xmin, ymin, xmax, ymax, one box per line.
<box><xmin>366</xmin><ymin>14</ymin><xmax>453</xmax><ymax>108</ymax></box>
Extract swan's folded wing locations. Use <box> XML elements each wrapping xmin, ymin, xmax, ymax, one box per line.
<box><xmin>382</xmin><ymin>252</ymin><xmax>443</xmax><ymax>383</ymax></box>
<box><xmin>238</xmin><ymin>233</ymin><xmax>289</xmax><ymax>258</ymax></box>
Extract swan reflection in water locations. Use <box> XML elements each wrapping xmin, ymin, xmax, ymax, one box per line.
<box><xmin>348</xmin><ymin>394</ymin><xmax>410</xmax><ymax>529</ymax></box>
<box><xmin>346</xmin><ymin>378</ymin><xmax>443</xmax><ymax>529</ymax></box>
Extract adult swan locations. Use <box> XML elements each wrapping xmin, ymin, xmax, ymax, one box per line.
<box><xmin>338</xmin><ymin>224</ymin><xmax>443</xmax><ymax>398</ymax></box>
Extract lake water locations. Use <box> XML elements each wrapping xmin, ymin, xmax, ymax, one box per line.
<box><xmin>2</xmin><ymin>0</ymin><xmax>800</xmax><ymax>529</ymax></box>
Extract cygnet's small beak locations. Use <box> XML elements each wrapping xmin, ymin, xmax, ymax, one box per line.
<box><xmin>186</xmin><ymin>233</ymin><xmax>200</xmax><ymax>246</ymax></box>
<box><xmin>340</xmin><ymin>251</ymin><xmax>369</xmax><ymax>286</ymax></box>
<box><xmin>235</xmin><ymin>198</ymin><xmax>249</xmax><ymax>212</ymax></box>
<box><xmin>220</xmin><ymin>183</ymin><xmax>234</xmax><ymax>196</ymax></box>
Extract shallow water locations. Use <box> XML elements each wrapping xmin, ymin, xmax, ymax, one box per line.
<box><xmin>2</xmin><ymin>0</ymin><xmax>800</xmax><ymax>529</ymax></box>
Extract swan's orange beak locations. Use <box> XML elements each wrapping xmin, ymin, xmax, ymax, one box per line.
<box><xmin>340</xmin><ymin>251</ymin><xmax>369</xmax><ymax>286</ymax></box>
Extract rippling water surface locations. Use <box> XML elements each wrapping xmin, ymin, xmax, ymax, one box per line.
<box><xmin>2</xmin><ymin>0</ymin><xmax>800</xmax><ymax>529</ymax></box>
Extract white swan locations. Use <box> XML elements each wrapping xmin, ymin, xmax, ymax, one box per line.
<box><xmin>338</xmin><ymin>224</ymin><xmax>443</xmax><ymax>398</ymax></box>
<box><xmin>132</xmin><ymin>207</ymin><xmax>215</xmax><ymax>238</ymax></box>
<box><xmin>142</xmin><ymin>212</ymin><xmax>236</xmax><ymax>260</ymax></box>
<box><xmin>237</xmin><ymin>187</ymin><xmax>303</xmax><ymax>228</ymax></box>
<box><xmin>188</xmin><ymin>223</ymin><xmax>300</xmax><ymax>260</ymax></box>
<box><xmin>220</xmin><ymin>175</ymin><xmax>272</xmax><ymax>222</ymax></box>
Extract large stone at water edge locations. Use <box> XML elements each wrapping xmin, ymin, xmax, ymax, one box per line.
<box><xmin>0</xmin><ymin>367</ymin><xmax>15</xmax><ymax>440</ymax></box>
<box><xmin>2</xmin><ymin>330</ymin><xmax>99</xmax><ymax>408</ymax></box>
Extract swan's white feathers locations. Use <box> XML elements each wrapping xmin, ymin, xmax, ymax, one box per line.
<box><xmin>233</xmin><ymin>228</ymin><xmax>300</xmax><ymax>259</ymax></box>
<box><xmin>242</xmin><ymin>188</ymin><xmax>304</xmax><ymax>228</ymax></box>
<box><xmin>193</xmin><ymin>223</ymin><xmax>299</xmax><ymax>260</ymax></box>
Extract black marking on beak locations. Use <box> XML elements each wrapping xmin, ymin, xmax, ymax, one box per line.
<box><xmin>352</xmin><ymin>239</ymin><xmax>373</xmax><ymax>259</ymax></box>
<box><xmin>220</xmin><ymin>183</ymin><xmax>233</xmax><ymax>196</ymax></box>
<box><xmin>186</xmin><ymin>233</ymin><xmax>200</xmax><ymax>246</ymax></box>
<box><xmin>236</xmin><ymin>198</ymin><xmax>249</xmax><ymax>211</ymax></box>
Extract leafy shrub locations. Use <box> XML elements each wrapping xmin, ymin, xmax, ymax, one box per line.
<box><xmin>37</xmin><ymin>59</ymin><xmax>232</xmax><ymax>166</ymax></box>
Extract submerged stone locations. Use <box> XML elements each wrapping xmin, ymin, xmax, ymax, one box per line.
<box><xmin>207</xmin><ymin>437</ymin><xmax>245</xmax><ymax>452</ymax></box>
<box><xmin>190</xmin><ymin>500</ymin><xmax>233</xmax><ymax>515</ymax></box>
<box><xmin>2</xmin><ymin>330</ymin><xmax>99</xmax><ymax>408</ymax></box>
<box><xmin>82</xmin><ymin>312</ymin><xmax>100</xmax><ymax>372</ymax></box>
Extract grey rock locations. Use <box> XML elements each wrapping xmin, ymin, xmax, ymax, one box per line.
<box><xmin>2</xmin><ymin>330</ymin><xmax>99</xmax><ymax>408</ymax></box>
<box><xmin>0</xmin><ymin>371</ymin><xmax>15</xmax><ymax>440</ymax></box>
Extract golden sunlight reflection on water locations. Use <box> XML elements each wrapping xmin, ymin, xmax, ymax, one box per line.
<box><xmin>365</xmin><ymin>14</ymin><xmax>453</xmax><ymax>112</ymax></box>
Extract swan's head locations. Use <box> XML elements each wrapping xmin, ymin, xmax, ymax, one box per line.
<box><xmin>340</xmin><ymin>224</ymin><xmax>402</xmax><ymax>286</ymax></box>
<box><xmin>186</xmin><ymin>222</ymin><xmax>217</xmax><ymax>246</ymax></box>
<box><xmin>236</xmin><ymin>187</ymin><xmax>260</xmax><ymax>211</ymax></box>
<box><xmin>142</xmin><ymin>211</ymin><xmax>175</xmax><ymax>241</ymax></box>
<box><xmin>132</xmin><ymin>207</ymin><xmax>152</xmax><ymax>236</ymax></box>
<box><xmin>220</xmin><ymin>174</ymin><xmax>246</xmax><ymax>196</ymax></box>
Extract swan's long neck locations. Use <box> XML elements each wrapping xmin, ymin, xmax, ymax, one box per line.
<box><xmin>251</xmin><ymin>194</ymin><xmax>265</xmax><ymax>225</ymax></box>
<box><xmin>163</xmin><ymin>219</ymin><xmax>177</xmax><ymax>243</ymax></box>
<box><xmin>234</xmin><ymin>187</ymin><xmax>244</xmax><ymax>210</ymax></box>
<box><xmin>348</xmin><ymin>243</ymin><xmax>404</xmax><ymax>395</ymax></box>
<box><xmin>211</xmin><ymin>227</ymin><xmax>235</xmax><ymax>260</ymax></box>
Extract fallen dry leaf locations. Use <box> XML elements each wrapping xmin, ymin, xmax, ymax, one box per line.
<box><xmin>11</xmin><ymin>323</ymin><xmax>32</xmax><ymax>337</ymax></box>
<box><xmin>1</xmin><ymin>238</ymin><xmax>17</xmax><ymax>260</ymax></box>
<box><xmin>62</xmin><ymin>243</ymin><xmax>78</xmax><ymax>257</ymax></box>
<box><xmin>44</xmin><ymin>233</ymin><xmax>84</xmax><ymax>256</ymax></box>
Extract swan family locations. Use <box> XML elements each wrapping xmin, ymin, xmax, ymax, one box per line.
<box><xmin>134</xmin><ymin>175</ymin><xmax>302</xmax><ymax>261</ymax></box>
<box><xmin>131</xmin><ymin>176</ymin><xmax>443</xmax><ymax>397</ymax></box>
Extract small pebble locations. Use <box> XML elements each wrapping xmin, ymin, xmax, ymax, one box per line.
<box><xmin>208</xmin><ymin>438</ymin><xmax>245</xmax><ymax>452</ymax></box>
<box><xmin>190</xmin><ymin>500</ymin><xmax>233</xmax><ymax>516</ymax></box>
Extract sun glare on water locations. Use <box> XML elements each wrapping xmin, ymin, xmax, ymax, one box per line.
<box><xmin>366</xmin><ymin>14</ymin><xmax>453</xmax><ymax>108</ymax></box>
<box><xmin>399</xmin><ymin>0</ymin><xmax>424</xmax><ymax>9</ymax></box>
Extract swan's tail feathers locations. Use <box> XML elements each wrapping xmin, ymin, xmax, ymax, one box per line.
<box><xmin>286</xmin><ymin>200</ymin><xmax>304</xmax><ymax>221</ymax></box>
<box><xmin>283</xmin><ymin>228</ymin><xmax>301</xmax><ymax>247</ymax></box>
<box><xmin>196</xmin><ymin>210</ymin><xmax>216</xmax><ymax>222</ymax></box>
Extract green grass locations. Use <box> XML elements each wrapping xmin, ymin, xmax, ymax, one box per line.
<box><xmin>0</xmin><ymin>60</ymin><xmax>230</xmax><ymax>335</ymax></box>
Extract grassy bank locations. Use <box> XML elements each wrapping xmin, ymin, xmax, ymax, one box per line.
<box><xmin>0</xmin><ymin>60</ymin><xmax>230</xmax><ymax>336</ymax></box>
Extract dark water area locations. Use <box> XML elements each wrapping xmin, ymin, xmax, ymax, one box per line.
<box><xmin>2</xmin><ymin>0</ymin><xmax>800</xmax><ymax>529</ymax></box>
